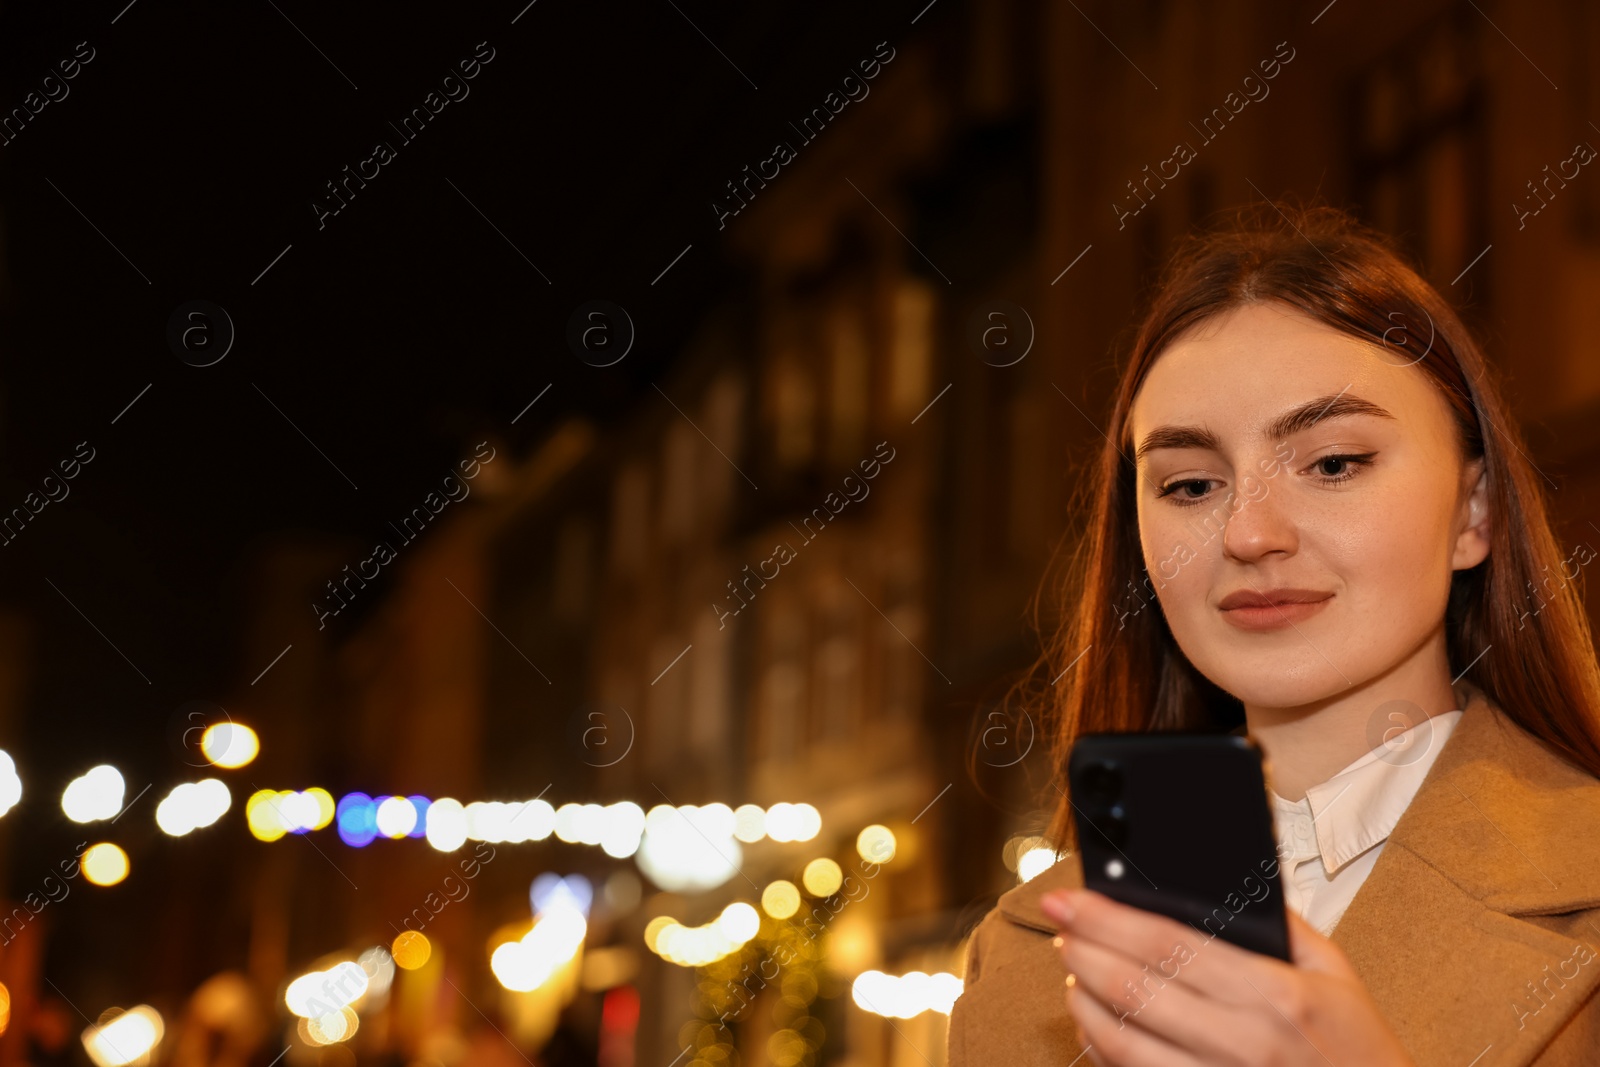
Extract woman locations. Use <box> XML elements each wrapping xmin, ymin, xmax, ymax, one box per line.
<box><xmin>947</xmin><ymin>202</ymin><xmax>1600</xmax><ymax>1066</ymax></box>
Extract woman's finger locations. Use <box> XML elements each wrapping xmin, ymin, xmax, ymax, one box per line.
<box><xmin>1283</xmin><ymin>906</ymin><xmax>1359</xmax><ymax>978</ymax></box>
<box><xmin>1044</xmin><ymin>888</ymin><xmax>1300</xmax><ymax>1008</ymax></box>
<box><xmin>1059</xmin><ymin>930</ymin><xmax>1266</xmax><ymax>1061</ymax></box>
<box><xmin>1064</xmin><ymin>978</ymin><xmax>1209</xmax><ymax>1067</ymax></box>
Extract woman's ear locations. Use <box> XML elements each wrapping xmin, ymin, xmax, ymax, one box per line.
<box><xmin>1452</xmin><ymin>457</ymin><xmax>1490</xmax><ymax>570</ymax></box>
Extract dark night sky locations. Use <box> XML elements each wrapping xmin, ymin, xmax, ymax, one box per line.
<box><xmin>0</xmin><ymin>0</ymin><xmax>929</xmax><ymax>932</ymax></box>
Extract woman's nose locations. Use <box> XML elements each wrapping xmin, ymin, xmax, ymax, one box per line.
<box><xmin>1219</xmin><ymin>480</ymin><xmax>1299</xmax><ymax>562</ymax></box>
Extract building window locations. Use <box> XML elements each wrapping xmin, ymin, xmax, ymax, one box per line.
<box><xmin>889</xmin><ymin>278</ymin><xmax>935</xmax><ymax>422</ymax></box>
<box><xmin>688</xmin><ymin>611</ymin><xmax>731</xmax><ymax>758</ymax></box>
<box><xmin>646</xmin><ymin>635</ymin><xmax>686</xmax><ymax>774</ymax></box>
<box><xmin>813</xmin><ymin>582</ymin><xmax>861</xmax><ymax>743</ymax></box>
<box><xmin>1348</xmin><ymin>6</ymin><xmax>1487</xmax><ymax>299</ymax></box>
<box><xmin>827</xmin><ymin>302</ymin><xmax>870</xmax><ymax>467</ymax></box>
<box><xmin>881</xmin><ymin>601</ymin><xmax>923</xmax><ymax>723</ymax></box>
<box><xmin>660</xmin><ymin>420</ymin><xmax>696</xmax><ymax>544</ymax></box>
<box><xmin>768</xmin><ymin>350</ymin><xmax>817</xmax><ymax>468</ymax></box>
<box><xmin>757</xmin><ymin>603</ymin><xmax>807</xmax><ymax>764</ymax></box>
<box><xmin>701</xmin><ymin>374</ymin><xmax>744</xmax><ymax>525</ymax></box>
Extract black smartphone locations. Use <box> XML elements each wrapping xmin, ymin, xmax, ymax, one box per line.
<box><xmin>1067</xmin><ymin>731</ymin><xmax>1291</xmax><ymax>961</ymax></box>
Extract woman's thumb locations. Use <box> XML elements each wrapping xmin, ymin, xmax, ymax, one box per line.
<box><xmin>1285</xmin><ymin>907</ymin><xmax>1356</xmax><ymax>976</ymax></box>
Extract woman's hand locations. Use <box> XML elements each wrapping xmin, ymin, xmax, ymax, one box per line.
<box><xmin>1040</xmin><ymin>889</ymin><xmax>1416</xmax><ymax>1067</ymax></box>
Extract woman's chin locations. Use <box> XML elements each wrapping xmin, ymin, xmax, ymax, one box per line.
<box><xmin>1197</xmin><ymin>662</ymin><xmax>1352</xmax><ymax>711</ymax></box>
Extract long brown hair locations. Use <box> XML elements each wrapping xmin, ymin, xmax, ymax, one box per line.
<box><xmin>1031</xmin><ymin>199</ymin><xmax>1600</xmax><ymax>853</ymax></box>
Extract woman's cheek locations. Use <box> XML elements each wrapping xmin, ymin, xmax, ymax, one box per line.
<box><xmin>1366</xmin><ymin>502</ymin><xmax>1455</xmax><ymax>637</ymax></box>
<box><xmin>1154</xmin><ymin>543</ymin><xmax>1210</xmax><ymax>633</ymax></box>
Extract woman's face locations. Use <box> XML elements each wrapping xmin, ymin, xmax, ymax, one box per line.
<box><xmin>1127</xmin><ymin>300</ymin><xmax>1490</xmax><ymax>709</ymax></box>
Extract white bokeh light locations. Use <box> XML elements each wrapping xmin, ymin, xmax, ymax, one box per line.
<box><xmin>62</xmin><ymin>765</ymin><xmax>124</xmax><ymax>823</ymax></box>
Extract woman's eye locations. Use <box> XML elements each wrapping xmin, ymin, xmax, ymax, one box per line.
<box><xmin>1308</xmin><ymin>452</ymin><xmax>1377</xmax><ymax>483</ymax></box>
<box><xmin>1155</xmin><ymin>478</ymin><xmax>1214</xmax><ymax>504</ymax></box>
<box><xmin>1155</xmin><ymin>453</ymin><xmax>1376</xmax><ymax>507</ymax></box>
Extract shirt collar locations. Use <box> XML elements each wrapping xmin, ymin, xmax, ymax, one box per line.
<box><xmin>1271</xmin><ymin>709</ymin><xmax>1464</xmax><ymax>875</ymax></box>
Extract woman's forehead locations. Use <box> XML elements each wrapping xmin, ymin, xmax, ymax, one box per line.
<box><xmin>1130</xmin><ymin>304</ymin><xmax>1437</xmax><ymax>438</ymax></box>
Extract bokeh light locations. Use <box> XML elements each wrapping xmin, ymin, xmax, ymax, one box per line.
<box><xmin>851</xmin><ymin>970</ymin><xmax>964</xmax><ymax>1018</ymax></box>
<box><xmin>732</xmin><ymin>803</ymin><xmax>766</xmax><ymax>842</ymax></box>
<box><xmin>716</xmin><ymin>902</ymin><xmax>760</xmax><ymax>942</ymax></box>
<box><xmin>761</xmin><ymin>880</ymin><xmax>802</xmax><ymax>919</ymax></box>
<box><xmin>81</xmin><ymin>843</ymin><xmax>129</xmax><ymax>887</ymax></box>
<box><xmin>154</xmin><ymin>779</ymin><xmax>231</xmax><ymax>837</ymax></box>
<box><xmin>644</xmin><ymin>902</ymin><xmax>760</xmax><ymax>967</ymax></box>
<box><xmin>285</xmin><ymin>961</ymin><xmax>368</xmax><ymax>1018</ymax></box>
<box><xmin>857</xmin><ymin>824</ymin><xmax>897</xmax><ymax>864</ymax></box>
<box><xmin>246</xmin><ymin>790</ymin><xmax>287</xmax><ymax>842</ymax></box>
<box><xmin>424</xmin><ymin>797</ymin><xmax>467</xmax><ymax>851</ymax></box>
<box><xmin>0</xmin><ymin>752</ymin><xmax>22</xmax><ymax>818</ymax></box>
<box><xmin>374</xmin><ymin>795</ymin><xmax>418</xmax><ymax>838</ymax></box>
<box><xmin>247</xmin><ymin>788</ymin><xmax>333</xmax><ymax>840</ymax></box>
<box><xmin>199</xmin><ymin>723</ymin><xmax>259</xmax><ymax>769</ymax></box>
<box><xmin>490</xmin><ymin>903</ymin><xmax>587</xmax><ymax>992</ymax></box>
<box><xmin>635</xmin><ymin>805</ymin><xmax>741</xmax><ymax>893</ymax></box>
<box><xmin>764</xmin><ymin>802</ymin><xmax>822</xmax><ymax>842</ymax></box>
<box><xmin>336</xmin><ymin>792</ymin><xmax>377</xmax><ymax>847</ymax></box>
<box><xmin>531</xmin><ymin>873</ymin><xmax>593</xmax><ymax>918</ymax></box>
<box><xmin>62</xmin><ymin>765</ymin><xmax>124</xmax><ymax>823</ymax></box>
<box><xmin>356</xmin><ymin>946</ymin><xmax>396</xmax><ymax>1002</ymax></box>
<box><xmin>391</xmin><ymin>931</ymin><xmax>431</xmax><ymax>970</ymax></box>
<box><xmin>300</xmin><ymin>1006</ymin><xmax>359</xmax><ymax>1046</ymax></box>
<box><xmin>81</xmin><ymin>1005</ymin><xmax>163</xmax><ymax>1067</ymax></box>
<box><xmin>1017</xmin><ymin>845</ymin><xmax>1059</xmax><ymax>883</ymax></box>
<box><xmin>802</xmin><ymin>858</ymin><xmax>843</xmax><ymax>897</ymax></box>
<box><xmin>406</xmin><ymin>795</ymin><xmax>430</xmax><ymax>838</ymax></box>
<box><xmin>466</xmin><ymin>797</ymin><xmax>557</xmax><ymax>844</ymax></box>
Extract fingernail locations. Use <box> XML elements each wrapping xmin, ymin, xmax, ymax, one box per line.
<box><xmin>1041</xmin><ymin>891</ymin><xmax>1076</xmax><ymax>925</ymax></box>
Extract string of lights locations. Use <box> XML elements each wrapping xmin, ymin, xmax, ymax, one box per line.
<box><xmin>2</xmin><ymin>714</ymin><xmax>973</xmax><ymax>1063</ymax></box>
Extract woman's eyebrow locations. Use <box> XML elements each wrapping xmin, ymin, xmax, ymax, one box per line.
<box><xmin>1133</xmin><ymin>393</ymin><xmax>1395</xmax><ymax>462</ymax></box>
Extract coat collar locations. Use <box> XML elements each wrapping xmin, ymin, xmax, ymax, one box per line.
<box><xmin>996</xmin><ymin>687</ymin><xmax>1600</xmax><ymax>1066</ymax></box>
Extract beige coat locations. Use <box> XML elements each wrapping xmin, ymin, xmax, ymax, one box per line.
<box><xmin>947</xmin><ymin>688</ymin><xmax>1600</xmax><ymax>1065</ymax></box>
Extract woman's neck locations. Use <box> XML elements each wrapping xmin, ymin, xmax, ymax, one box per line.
<box><xmin>1243</xmin><ymin>642</ymin><xmax>1466</xmax><ymax>802</ymax></box>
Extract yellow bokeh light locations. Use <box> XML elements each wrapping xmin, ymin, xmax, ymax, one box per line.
<box><xmin>761</xmin><ymin>880</ymin><xmax>801</xmax><ymax>919</ymax></box>
<box><xmin>245</xmin><ymin>790</ymin><xmax>287</xmax><ymax>842</ymax></box>
<box><xmin>857</xmin><ymin>824</ymin><xmax>897</xmax><ymax>864</ymax></box>
<box><xmin>82</xmin><ymin>843</ymin><xmax>129</xmax><ymax>887</ymax></box>
<box><xmin>642</xmin><ymin>915</ymin><xmax>675</xmax><ymax>953</ymax></box>
<box><xmin>802</xmin><ymin>858</ymin><xmax>842</xmax><ymax>897</ymax></box>
<box><xmin>645</xmin><ymin>911</ymin><xmax>752</xmax><ymax>968</ymax></box>
<box><xmin>285</xmin><ymin>962</ymin><xmax>368</xmax><ymax>1018</ymax></box>
<box><xmin>0</xmin><ymin>981</ymin><xmax>10</xmax><ymax>1036</ymax></box>
<box><xmin>301</xmin><ymin>1006</ymin><xmax>358</xmax><ymax>1046</ymax></box>
<box><xmin>305</xmin><ymin>788</ymin><xmax>336</xmax><ymax>831</ymax></box>
<box><xmin>200</xmin><ymin>722</ymin><xmax>259</xmax><ymax>769</ymax></box>
<box><xmin>81</xmin><ymin>1005</ymin><xmax>163</xmax><ymax>1067</ymax></box>
<box><xmin>489</xmin><ymin>907</ymin><xmax>588</xmax><ymax>991</ymax></box>
<box><xmin>392</xmin><ymin>931</ymin><xmax>431</xmax><ymax>970</ymax></box>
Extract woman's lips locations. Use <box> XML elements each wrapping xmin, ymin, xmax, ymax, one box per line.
<box><xmin>1219</xmin><ymin>594</ymin><xmax>1333</xmax><ymax>631</ymax></box>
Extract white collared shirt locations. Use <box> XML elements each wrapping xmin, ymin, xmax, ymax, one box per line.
<box><xmin>1268</xmin><ymin>709</ymin><xmax>1463</xmax><ymax>936</ymax></box>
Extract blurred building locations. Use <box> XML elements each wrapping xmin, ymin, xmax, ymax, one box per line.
<box><xmin>152</xmin><ymin>1</ymin><xmax>1600</xmax><ymax>1066</ymax></box>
